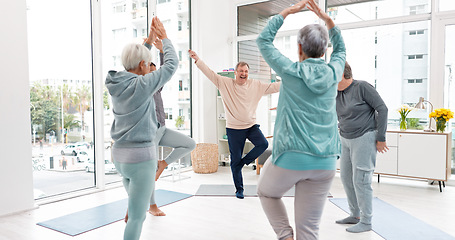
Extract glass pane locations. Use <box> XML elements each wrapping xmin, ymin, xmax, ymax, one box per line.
<box><xmin>330</xmin><ymin>0</ymin><xmax>430</xmax><ymax>25</ymax></box>
<box><xmin>27</xmin><ymin>0</ymin><xmax>95</xmax><ymax>199</ymax></box>
<box><xmin>156</xmin><ymin>0</ymin><xmax>192</xmax><ymax>173</ymax></box>
<box><xmin>101</xmin><ymin>0</ymin><xmax>151</xmax><ymax>184</ymax></box>
<box><xmin>340</xmin><ymin>21</ymin><xmax>431</xmax><ymax>130</ymax></box>
<box><xmin>443</xmin><ymin>25</ymin><xmax>455</xmax><ymax>175</ymax></box>
<box><xmin>277</xmin><ymin>11</ymin><xmax>319</xmax><ymax>32</ymax></box>
<box><xmin>439</xmin><ymin>0</ymin><xmax>455</xmax><ymax>11</ymax></box>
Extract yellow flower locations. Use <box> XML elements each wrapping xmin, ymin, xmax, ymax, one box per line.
<box><xmin>397</xmin><ymin>104</ymin><xmax>413</xmax><ymax>119</ymax></box>
<box><xmin>430</xmin><ymin>108</ymin><xmax>454</xmax><ymax>121</ymax></box>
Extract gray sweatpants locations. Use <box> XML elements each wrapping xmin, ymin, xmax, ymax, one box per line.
<box><xmin>257</xmin><ymin>160</ymin><xmax>335</xmax><ymax>240</ymax></box>
<box><xmin>150</xmin><ymin>125</ymin><xmax>196</xmax><ymax>205</ymax></box>
<box><xmin>340</xmin><ymin>131</ymin><xmax>377</xmax><ymax>225</ymax></box>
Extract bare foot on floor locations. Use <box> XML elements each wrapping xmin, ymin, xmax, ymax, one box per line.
<box><xmin>148</xmin><ymin>204</ymin><xmax>166</xmax><ymax>216</ymax></box>
<box><xmin>155</xmin><ymin>160</ymin><xmax>168</xmax><ymax>181</ymax></box>
<box><xmin>125</xmin><ymin>209</ymin><xmax>128</xmax><ymax>223</ymax></box>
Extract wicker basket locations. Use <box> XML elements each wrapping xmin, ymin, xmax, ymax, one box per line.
<box><xmin>191</xmin><ymin>143</ymin><xmax>218</xmax><ymax>174</ymax></box>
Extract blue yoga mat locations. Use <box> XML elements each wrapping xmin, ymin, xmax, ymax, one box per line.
<box><xmin>37</xmin><ymin>189</ymin><xmax>192</xmax><ymax>236</ymax></box>
<box><xmin>330</xmin><ymin>198</ymin><xmax>455</xmax><ymax>240</ymax></box>
<box><xmin>195</xmin><ymin>184</ymin><xmax>332</xmax><ymax>198</ymax></box>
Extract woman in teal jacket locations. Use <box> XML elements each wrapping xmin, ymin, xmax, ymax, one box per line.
<box><xmin>256</xmin><ymin>1</ymin><xmax>346</xmax><ymax>239</ymax></box>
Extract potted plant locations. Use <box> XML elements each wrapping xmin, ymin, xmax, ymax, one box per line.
<box><xmin>175</xmin><ymin>115</ymin><xmax>185</xmax><ymax>129</ymax></box>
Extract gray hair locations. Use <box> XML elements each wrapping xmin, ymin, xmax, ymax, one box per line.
<box><xmin>343</xmin><ymin>61</ymin><xmax>352</xmax><ymax>79</ymax></box>
<box><xmin>235</xmin><ymin>61</ymin><xmax>249</xmax><ymax>71</ymax></box>
<box><xmin>121</xmin><ymin>43</ymin><xmax>152</xmax><ymax>71</ymax></box>
<box><xmin>297</xmin><ymin>24</ymin><xmax>329</xmax><ymax>58</ymax></box>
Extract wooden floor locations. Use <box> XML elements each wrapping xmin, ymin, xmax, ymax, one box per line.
<box><xmin>1</xmin><ymin>166</ymin><xmax>455</xmax><ymax>240</ymax></box>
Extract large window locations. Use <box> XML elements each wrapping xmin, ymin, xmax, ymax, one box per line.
<box><xmin>27</xmin><ymin>0</ymin><xmax>96</xmax><ymax>199</ymax></box>
<box><xmin>331</xmin><ymin>0</ymin><xmax>430</xmax><ymax>25</ymax></box>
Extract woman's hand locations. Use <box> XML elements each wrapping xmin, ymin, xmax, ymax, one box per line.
<box><xmin>145</xmin><ymin>22</ymin><xmax>157</xmax><ymax>45</ymax></box>
<box><xmin>188</xmin><ymin>49</ymin><xmax>199</xmax><ymax>62</ymax></box>
<box><xmin>306</xmin><ymin>0</ymin><xmax>335</xmax><ymax>29</ymax></box>
<box><xmin>151</xmin><ymin>16</ymin><xmax>168</xmax><ymax>40</ymax></box>
<box><xmin>153</xmin><ymin>39</ymin><xmax>163</xmax><ymax>53</ymax></box>
<box><xmin>376</xmin><ymin>141</ymin><xmax>389</xmax><ymax>153</ymax></box>
<box><xmin>280</xmin><ymin>0</ymin><xmax>309</xmax><ymax>18</ymax></box>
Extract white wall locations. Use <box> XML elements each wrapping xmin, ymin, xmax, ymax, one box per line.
<box><xmin>0</xmin><ymin>0</ymin><xmax>35</xmax><ymax>216</ymax></box>
<box><xmin>191</xmin><ymin>0</ymin><xmax>235</xmax><ymax>143</ymax></box>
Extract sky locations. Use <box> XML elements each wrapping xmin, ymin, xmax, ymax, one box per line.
<box><xmin>26</xmin><ymin>0</ymin><xmax>92</xmax><ymax>82</ymax></box>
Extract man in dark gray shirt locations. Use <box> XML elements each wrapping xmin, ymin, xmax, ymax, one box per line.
<box><xmin>335</xmin><ymin>62</ymin><xmax>388</xmax><ymax>233</ymax></box>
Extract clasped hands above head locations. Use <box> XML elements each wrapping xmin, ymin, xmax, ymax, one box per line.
<box><xmin>145</xmin><ymin>16</ymin><xmax>168</xmax><ymax>46</ymax></box>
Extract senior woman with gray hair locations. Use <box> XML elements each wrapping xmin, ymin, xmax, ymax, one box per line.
<box><xmin>105</xmin><ymin>16</ymin><xmax>177</xmax><ymax>240</ymax></box>
<box><xmin>256</xmin><ymin>0</ymin><xmax>345</xmax><ymax>239</ymax></box>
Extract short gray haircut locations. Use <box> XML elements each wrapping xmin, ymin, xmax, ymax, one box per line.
<box><xmin>297</xmin><ymin>24</ymin><xmax>329</xmax><ymax>58</ymax></box>
<box><xmin>235</xmin><ymin>61</ymin><xmax>249</xmax><ymax>71</ymax></box>
<box><xmin>121</xmin><ymin>43</ymin><xmax>152</xmax><ymax>71</ymax></box>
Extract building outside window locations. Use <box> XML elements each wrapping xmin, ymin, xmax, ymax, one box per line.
<box><xmin>410</xmin><ymin>4</ymin><xmax>426</xmax><ymax>15</ymax></box>
<box><xmin>164</xmin><ymin>108</ymin><xmax>173</xmax><ymax>120</ymax></box>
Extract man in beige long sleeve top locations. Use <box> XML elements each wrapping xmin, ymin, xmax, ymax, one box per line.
<box><xmin>189</xmin><ymin>49</ymin><xmax>281</xmax><ymax>199</ymax></box>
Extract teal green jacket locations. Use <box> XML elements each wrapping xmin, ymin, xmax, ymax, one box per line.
<box><xmin>106</xmin><ymin>39</ymin><xmax>178</xmax><ymax>148</ymax></box>
<box><xmin>257</xmin><ymin>15</ymin><xmax>346</xmax><ymax>167</ymax></box>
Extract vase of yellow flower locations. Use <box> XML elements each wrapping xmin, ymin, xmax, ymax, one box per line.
<box><xmin>397</xmin><ymin>104</ymin><xmax>413</xmax><ymax>131</ymax></box>
<box><xmin>429</xmin><ymin>108</ymin><xmax>454</xmax><ymax>133</ymax></box>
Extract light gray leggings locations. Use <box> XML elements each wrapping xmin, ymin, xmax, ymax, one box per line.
<box><xmin>113</xmin><ymin>147</ymin><xmax>157</xmax><ymax>240</ymax></box>
<box><xmin>340</xmin><ymin>131</ymin><xmax>377</xmax><ymax>225</ymax></box>
<box><xmin>257</xmin><ymin>160</ymin><xmax>335</xmax><ymax>240</ymax></box>
<box><xmin>150</xmin><ymin>125</ymin><xmax>196</xmax><ymax>205</ymax></box>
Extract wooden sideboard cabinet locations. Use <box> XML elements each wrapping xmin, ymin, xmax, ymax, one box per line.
<box><xmin>375</xmin><ymin>130</ymin><xmax>452</xmax><ymax>192</ymax></box>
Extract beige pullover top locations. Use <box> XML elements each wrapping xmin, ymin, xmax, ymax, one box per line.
<box><xmin>195</xmin><ymin>59</ymin><xmax>281</xmax><ymax>129</ymax></box>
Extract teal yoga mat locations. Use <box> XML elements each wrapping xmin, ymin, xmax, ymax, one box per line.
<box><xmin>330</xmin><ymin>198</ymin><xmax>455</xmax><ymax>240</ymax></box>
<box><xmin>37</xmin><ymin>189</ymin><xmax>192</xmax><ymax>236</ymax></box>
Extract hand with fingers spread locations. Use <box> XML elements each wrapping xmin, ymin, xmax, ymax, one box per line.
<box><xmin>188</xmin><ymin>49</ymin><xmax>199</xmax><ymax>63</ymax></box>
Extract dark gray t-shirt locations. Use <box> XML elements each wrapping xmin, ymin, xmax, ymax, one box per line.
<box><xmin>336</xmin><ymin>80</ymin><xmax>388</xmax><ymax>142</ymax></box>
<box><xmin>153</xmin><ymin>52</ymin><xmax>165</xmax><ymax>126</ymax></box>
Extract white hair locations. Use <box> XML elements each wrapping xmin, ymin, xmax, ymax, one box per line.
<box><xmin>297</xmin><ymin>24</ymin><xmax>329</xmax><ymax>58</ymax></box>
<box><xmin>121</xmin><ymin>43</ymin><xmax>152</xmax><ymax>71</ymax></box>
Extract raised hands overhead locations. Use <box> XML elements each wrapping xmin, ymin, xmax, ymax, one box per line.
<box><xmin>279</xmin><ymin>0</ymin><xmax>335</xmax><ymax>29</ymax></box>
<box><xmin>188</xmin><ymin>49</ymin><xmax>199</xmax><ymax>62</ymax></box>
<box><xmin>151</xmin><ymin>16</ymin><xmax>168</xmax><ymax>40</ymax></box>
<box><xmin>280</xmin><ymin>0</ymin><xmax>309</xmax><ymax>18</ymax></box>
<box><xmin>144</xmin><ymin>21</ymin><xmax>158</xmax><ymax>46</ymax></box>
<box><xmin>306</xmin><ymin>0</ymin><xmax>334</xmax><ymax>29</ymax></box>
